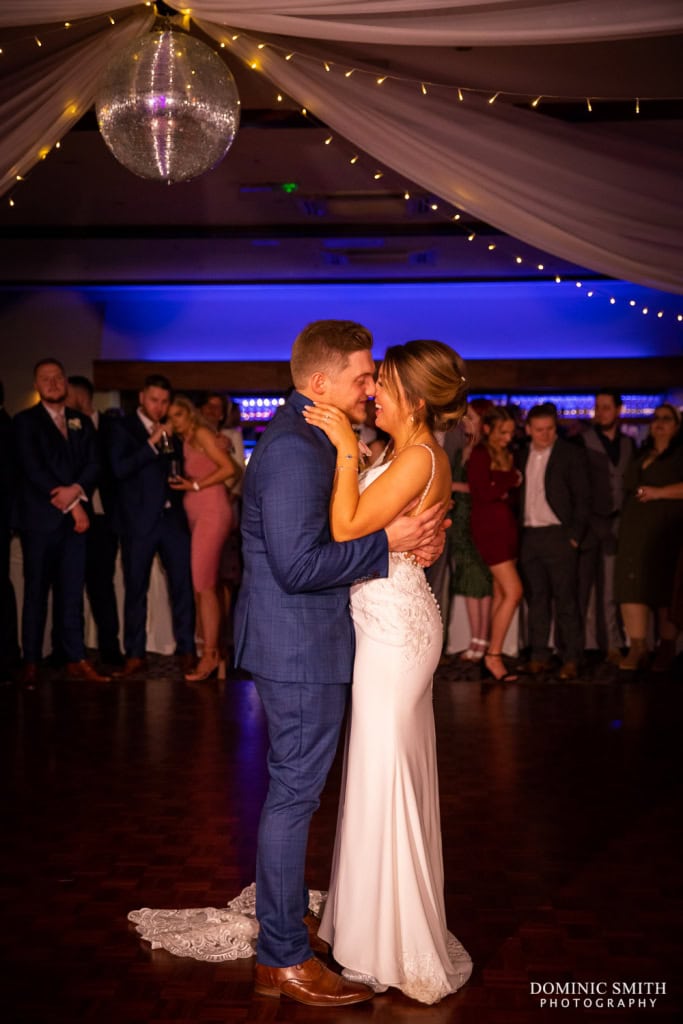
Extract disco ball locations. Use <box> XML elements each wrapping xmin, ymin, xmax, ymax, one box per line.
<box><xmin>96</xmin><ymin>28</ymin><xmax>240</xmax><ymax>183</ymax></box>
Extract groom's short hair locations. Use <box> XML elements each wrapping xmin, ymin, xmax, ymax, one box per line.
<box><xmin>290</xmin><ymin>320</ymin><xmax>373</xmax><ymax>388</ymax></box>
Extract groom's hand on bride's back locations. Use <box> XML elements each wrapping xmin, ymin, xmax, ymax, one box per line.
<box><xmin>385</xmin><ymin>501</ymin><xmax>451</xmax><ymax>567</ymax></box>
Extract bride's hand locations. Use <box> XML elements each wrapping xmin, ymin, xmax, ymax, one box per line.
<box><xmin>302</xmin><ymin>402</ymin><xmax>358</xmax><ymax>456</ymax></box>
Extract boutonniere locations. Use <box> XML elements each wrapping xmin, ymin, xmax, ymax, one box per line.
<box><xmin>67</xmin><ymin>418</ymin><xmax>82</xmax><ymax>431</ymax></box>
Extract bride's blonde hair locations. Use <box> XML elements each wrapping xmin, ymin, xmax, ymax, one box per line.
<box><xmin>380</xmin><ymin>340</ymin><xmax>468</xmax><ymax>432</ymax></box>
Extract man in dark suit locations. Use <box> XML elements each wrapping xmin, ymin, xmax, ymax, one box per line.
<box><xmin>67</xmin><ymin>376</ymin><xmax>123</xmax><ymax>667</ymax></box>
<box><xmin>575</xmin><ymin>389</ymin><xmax>636</xmax><ymax>659</ymax></box>
<box><xmin>0</xmin><ymin>380</ymin><xmax>20</xmax><ymax>682</ymax></box>
<box><xmin>518</xmin><ymin>403</ymin><xmax>590</xmax><ymax>680</ymax></box>
<box><xmin>107</xmin><ymin>374</ymin><xmax>194</xmax><ymax>676</ymax></box>
<box><xmin>234</xmin><ymin>320</ymin><xmax>447</xmax><ymax>1006</ymax></box>
<box><xmin>13</xmin><ymin>359</ymin><xmax>110</xmax><ymax>685</ymax></box>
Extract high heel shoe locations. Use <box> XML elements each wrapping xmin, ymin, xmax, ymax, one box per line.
<box><xmin>481</xmin><ymin>652</ymin><xmax>518</xmax><ymax>683</ymax></box>
<box><xmin>185</xmin><ymin>648</ymin><xmax>226</xmax><ymax>682</ymax></box>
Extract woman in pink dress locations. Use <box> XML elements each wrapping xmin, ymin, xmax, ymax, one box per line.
<box><xmin>168</xmin><ymin>396</ymin><xmax>242</xmax><ymax>681</ymax></box>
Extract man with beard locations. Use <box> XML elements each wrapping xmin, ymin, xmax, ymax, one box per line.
<box><xmin>576</xmin><ymin>389</ymin><xmax>636</xmax><ymax>660</ymax></box>
<box><xmin>107</xmin><ymin>374</ymin><xmax>194</xmax><ymax>677</ymax></box>
<box><xmin>13</xmin><ymin>358</ymin><xmax>109</xmax><ymax>686</ymax></box>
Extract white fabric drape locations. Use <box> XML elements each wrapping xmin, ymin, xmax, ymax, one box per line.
<box><xmin>1</xmin><ymin>2</ymin><xmax>682</xmax><ymax>291</ymax></box>
<box><xmin>0</xmin><ymin>8</ymin><xmax>154</xmax><ymax>197</ymax></box>
<box><xmin>3</xmin><ymin>3</ymin><xmax>683</xmax><ymax>43</ymax></box>
<box><xmin>185</xmin><ymin>1</ymin><xmax>683</xmax><ymax>45</ymax></box>
<box><xmin>194</xmin><ymin>25</ymin><xmax>683</xmax><ymax>292</ymax></box>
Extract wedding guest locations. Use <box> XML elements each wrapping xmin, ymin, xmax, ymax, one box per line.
<box><xmin>0</xmin><ymin>380</ymin><xmax>19</xmax><ymax>682</ymax></box>
<box><xmin>468</xmin><ymin>406</ymin><xmax>523</xmax><ymax>681</ymax></box>
<box><xmin>448</xmin><ymin>399</ymin><xmax>493</xmax><ymax>662</ymax></box>
<box><xmin>108</xmin><ymin>374</ymin><xmax>194</xmax><ymax>677</ymax></box>
<box><xmin>13</xmin><ymin>359</ymin><xmax>110</xmax><ymax>685</ymax></box>
<box><xmin>576</xmin><ymin>389</ymin><xmax>635</xmax><ymax>660</ymax></box>
<box><xmin>518</xmin><ymin>403</ymin><xmax>590</xmax><ymax>681</ymax></box>
<box><xmin>66</xmin><ymin>375</ymin><xmax>123</xmax><ymax>667</ymax></box>
<box><xmin>168</xmin><ymin>395</ymin><xmax>242</xmax><ymax>681</ymax></box>
<box><xmin>614</xmin><ymin>403</ymin><xmax>683</xmax><ymax>672</ymax></box>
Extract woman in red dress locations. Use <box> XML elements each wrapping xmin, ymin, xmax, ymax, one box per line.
<box><xmin>468</xmin><ymin>406</ymin><xmax>523</xmax><ymax>681</ymax></box>
<box><xmin>168</xmin><ymin>396</ymin><xmax>242</xmax><ymax>681</ymax></box>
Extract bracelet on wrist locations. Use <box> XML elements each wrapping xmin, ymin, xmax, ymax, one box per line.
<box><xmin>192</xmin><ymin>480</ymin><xmax>200</xmax><ymax>492</ymax></box>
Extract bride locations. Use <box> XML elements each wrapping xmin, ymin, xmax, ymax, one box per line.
<box><xmin>301</xmin><ymin>339</ymin><xmax>473</xmax><ymax>1004</ymax></box>
<box><xmin>129</xmin><ymin>338</ymin><xmax>472</xmax><ymax>1005</ymax></box>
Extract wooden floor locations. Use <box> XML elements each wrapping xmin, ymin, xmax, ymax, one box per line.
<box><xmin>1</xmin><ymin>653</ymin><xmax>681</xmax><ymax>1024</ymax></box>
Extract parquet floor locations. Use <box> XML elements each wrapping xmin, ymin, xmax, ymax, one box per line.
<box><xmin>1</xmin><ymin>653</ymin><xmax>681</xmax><ymax>1024</ymax></box>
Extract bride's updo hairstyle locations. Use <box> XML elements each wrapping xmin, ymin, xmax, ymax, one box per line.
<box><xmin>381</xmin><ymin>340</ymin><xmax>468</xmax><ymax>432</ymax></box>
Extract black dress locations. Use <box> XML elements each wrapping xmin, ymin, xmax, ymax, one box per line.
<box><xmin>614</xmin><ymin>445</ymin><xmax>683</xmax><ymax>607</ymax></box>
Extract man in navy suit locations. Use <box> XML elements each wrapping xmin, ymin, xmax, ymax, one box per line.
<box><xmin>13</xmin><ymin>359</ymin><xmax>110</xmax><ymax>686</ymax></box>
<box><xmin>0</xmin><ymin>380</ymin><xmax>19</xmax><ymax>682</ymax></box>
<box><xmin>235</xmin><ymin>321</ymin><xmax>447</xmax><ymax>1007</ymax></box>
<box><xmin>517</xmin><ymin>403</ymin><xmax>590</xmax><ymax>680</ymax></box>
<box><xmin>67</xmin><ymin>376</ymin><xmax>123</xmax><ymax>667</ymax></box>
<box><xmin>108</xmin><ymin>374</ymin><xmax>194</xmax><ymax>676</ymax></box>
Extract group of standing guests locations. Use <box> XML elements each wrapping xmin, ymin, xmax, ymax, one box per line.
<box><xmin>2</xmin><ymin>359</ymin><xmax>243</xmax><ymax>686</ymax></box>
<box><xmin>448</xmin><ymin>391</ymin><xmax>683</xmax><ymax>678</ymax></box>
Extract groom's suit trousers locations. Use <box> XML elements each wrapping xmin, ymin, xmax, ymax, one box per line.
<box><xmin>252</xmin><ymin>675</ymin><xmax>348</xmax><ymax>967</ymax></box>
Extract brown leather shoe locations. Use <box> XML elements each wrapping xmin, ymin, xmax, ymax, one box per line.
<box><xmin>112</xmin><ymin>656</ymin><xmax>147</xmax><ymax>678</ymax></box>
<box><xmin>65</xmin><ymin>660</ymin><xmax>111</xmax><ymax>683</ymax></box>
<box><xmin>558</xmin><ymin>660</ymin><xmax>578</xmax><ymax>680</ymax></box>
<box><xmin>304</xmin><ymin>912</ymin><xmax>329</xmax><ymax>955</ymax></box>
<box><xmin>522</xmin><ymin>659</ymin><xmax>554</xmax><ymax>675</ymax></box>
<box><xmin>254</xmin><ymin>957</ymin><xmax>374</xmax><ymax>1006</ymax></box>
<box><xmin>18</xmin><ymin>662</ymin><xmax>39</xmax><ymax>688</ymax></box>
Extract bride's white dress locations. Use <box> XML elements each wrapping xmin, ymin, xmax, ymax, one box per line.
<box><xmin>129</xmin><ymin>449</ymin><xmax>471</xmax><ymax>1004</ymax></box>
<box><xmin>317</xmin><ymin>454</ymin><xmax>472</xmax><ymax>1004</ymax></box>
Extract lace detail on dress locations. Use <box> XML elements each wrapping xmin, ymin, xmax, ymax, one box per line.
<box><xmin>128</xmin><ymin>883</ymin><xmax>325</xmax><ymax>963</ymax></box>
<box><xmin>399</xmin><ymin>933</ymin><xmax>473</xmax><ymax>1004</ymax></box>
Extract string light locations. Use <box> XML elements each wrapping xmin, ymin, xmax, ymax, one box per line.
<box><xmin>350</xmin><ymin>155</ymin><xmax>359</xmax><ymax>164</ymax></box>
<box><xmin>373</xmin><ymin>171</ymin><xmax>383</xmax><ymax>179</ymax></box>
<box><xmin>610</xmin><ymin>298</ymin><xmax>616</xmax><ymax>304</ymax></box>
<box><xmin>537</xmin><ymin>263</ymin><xmax>544</xmax><ymax>270</ymax></box>
<box><xmin>404</xmin><ymin>192</ymin><xmax>410</xmax><ymax>200</ymax></box>
<box><xmin>635</xmin><ymin>97</ymin><xmax>640</xmax><ymax>114</ymax></box>
<box><xmin>377</xmin><ymin>76</ymin><xmax>387</xmax><ymax>85</ymax></box>
<box><xmin>276</xmin><ymin>94</ymin><xmax>283</xmax><ymax>102</ymax></box>
<box><xmin>467</xmin><ymin>233</ymin><xmax>476</xmax><ymax>241</ymax></box>
<box><xmin>488</xmin><ymin>92</ymin><xmax>500</xmax><ymax>104</ymax></box>
<box><xmin>531</xmin><ymin>96</ymin><xmax>542</xmax><ymax>108</ymax></box>
<box><xmin>284</xmin><ymin>53</ymin><xmax>294</xmax><ymax>61</ymax></box>
<box><xmin>345</xmin><ymin>69</ymin><xmax>355</xmax><ymax>78</ymax></box>
<box><xmin>642</xmin><ymin>307</ymin><xmax>649</xmax><ymax>314</ymax></box>
<box><xmin>108</xmin><ymin>16</ymin><xmax>116</xmax><ymax>25</ymax></box>
<box><xmin>586</xmin><ymin>97</ymin><xmax>593</xmax><ymax>112</ymax></box>
<box><xmin>34</xmin><ymin>36</ymin><xmax>42</xmax><ymax>46</ymax></box>
<box><xmin>457</xmin><ymin>88</ymin><xmax>464</xmax><ymax>102</ymax></box>
<box><xmin>488</xmin><ymin>243</ymin><xmax>496</xmax><ymax>250</ymax></box>
<box><xmin>324</xmin><ymin>136</ymin><xmax>333</xmax><ymax>145</ymax></box>
<box><xmin>324</xmin><ymin>62</ymin><xmax>331</xmax><ymax>72</ymax></box>
<box><xmin>515</xmin><ymin>257</ymin><xmax>523</xmax><ymax>264</ymax></box>
<box><xmin>421</xmin><ymin>83</ymin><xmax>428</xmax><ymax>95</ymax></box>
<box><xmin>430</xmin><ymin>202</ymin><xmax>438</xmax><ymax>210</ymax></box>
<box><xmin>555</xmin><ymin>275</ymin><xmax>562</xmax><ymax>283</ymax></box>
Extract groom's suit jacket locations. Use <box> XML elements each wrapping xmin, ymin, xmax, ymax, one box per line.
<box><xmin>234</xmin><ymin>390</ymin><xmax>389</xmax><ymax>684</ymax></box>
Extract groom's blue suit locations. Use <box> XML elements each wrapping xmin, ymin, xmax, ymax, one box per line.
<box><xmin>234</xmin><ymin>390</ymin><xmax>388</xmax><ymax>966</ymax></box>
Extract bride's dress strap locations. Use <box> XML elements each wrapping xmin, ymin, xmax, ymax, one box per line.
<box><xmin>413</xmin><ymin>443</ymin><xmax>436</xmax><ymax>514</ymax></box>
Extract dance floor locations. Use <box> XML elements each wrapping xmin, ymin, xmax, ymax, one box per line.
<box><xmin>1</xmin><ymin>655</ymin><xmax>681</xmax><ymax>1023</ymax></box>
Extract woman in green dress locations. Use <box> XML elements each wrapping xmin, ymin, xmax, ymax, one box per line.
<box><xmin>448</xmin><ymin>401</ymin><xmax>493</xmax><ymax>661</ymax></box>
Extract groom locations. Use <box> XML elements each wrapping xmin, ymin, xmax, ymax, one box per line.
<box><xmin>234</xmin><ymin>320</ymin><xmax>447</xmax><ymax>1007</ymax></box>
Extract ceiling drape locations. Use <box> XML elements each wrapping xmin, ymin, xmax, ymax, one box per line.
<box><xmin>1</xmin><ymin>2</ymin><xmax>682</xmax><ymax>292</ymax></box>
